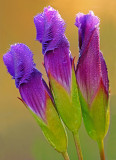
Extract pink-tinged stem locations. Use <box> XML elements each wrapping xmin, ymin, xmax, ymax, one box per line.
<box><xmin>62</xmin><ymin>151</ymin><xmax>70</xmax><ymax>160</ymax></box>
<box><xmin>98</xmin><ymin>140</ymin><xmax>105</xmax><ymax>160</ymax></box>
<box><xmin>73</xmin><ymin>132</ymin><xmax>83</xmax><ymax>160</ymax></box>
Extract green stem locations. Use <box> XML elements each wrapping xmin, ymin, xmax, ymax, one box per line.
<box><xmin>73</xmin><ymin>132</ymin><xmax>83</xmax><ymax>160</ymax></box>
<box><xmin>62</xmin><ymin>151</ymin><xmax>70</xmax><ymax>160</ymax></box>
<box><xmin>98</xmin><ymin>140</ymin><xmax>105</xmax><ymax>160</ymax></box>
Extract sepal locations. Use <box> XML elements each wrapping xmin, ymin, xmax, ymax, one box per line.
<box><xmin>48</xmin><ymin>60</ymin><xmax>82</xmax><ymax>133</ymax></box>
<box><xmin>19</xmin><ymin>95</ymin><xmax>67</xmax><ymax>153</ymax></box>
<box><xmin>78</xmin><ymin>79</ymin><xmax>109</xmax><ymax>141</ymax></box>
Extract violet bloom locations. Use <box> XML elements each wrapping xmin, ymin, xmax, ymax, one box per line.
<box><xmin>3</xmin><ymin>43</ymin><xmax>67</xmax><ymax>153</ymax></box>
<box><xmin>34</xmin><ymin>6</ymin><xmax>82</xmax><ymax>133</ymax></box>
<box><xmin>75</xmin><ymin>11</ymin><xmax>110</xmax><ymax>152</ymax></box>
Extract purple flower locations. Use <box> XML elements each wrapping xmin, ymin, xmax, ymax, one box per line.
<box><xmin>34</xmin><ymin>6</ymin><xmax>82</xmax><ymax>134</ymax></box>
<box><xmin>3</xmin><ymin>43</ymin><xmax>68</xmax><ymax>153</ymax></box>
<box><xmin>75</xmin><ymin>11</ymin><xmax>109</xmax><ymax>106</ymax></box>
<box><xmin>3</xmin><ymin>43</ymin><xmax>53</xmax><ymax>122</ymax></box>
<box><xmin>34</xmin><ymin>6</ymin><xmax>72</xmax><ymax>93</ymax></box>
<box><xmin>75</xmin><ymin>12</ymin><xmax>110</xmax><ymax>143</ymax></box>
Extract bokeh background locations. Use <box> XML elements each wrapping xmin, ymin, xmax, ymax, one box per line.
<box><xmin>0</xmin><ymin>0</ymin><xmax>116</xmax><ymax>159</ymax></box>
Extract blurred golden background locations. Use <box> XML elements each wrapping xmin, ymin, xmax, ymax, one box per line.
<box><xmin>0</xmin><ymin>0</ymin><xmax>116</xmax><ymax>159</ymax></box>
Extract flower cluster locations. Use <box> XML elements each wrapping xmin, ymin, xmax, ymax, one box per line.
<box><xmin>3</xmin><ymin>6</ymin><xmax>109</xmax><ymax>160</ymax></box>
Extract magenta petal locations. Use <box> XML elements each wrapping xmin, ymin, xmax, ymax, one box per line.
<box><xmin>76</xmin><ymin>28</ymin><xmax>101</xmax><ymax>104</ymax></box>
<box><xmin>34</xmin><ymin>6</ymin><xmax>72</xmax><ymax>92</ymax></box>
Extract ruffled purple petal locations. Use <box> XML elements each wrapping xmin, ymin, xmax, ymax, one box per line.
<box><xmin>3</xmin><ymin>50</ymin><xmax>15</xmax><ymax>78</ymax></box>
<box><xmin>76</xmin><ymin>12</ymin><xmax>102</xmax><ymax>105</ymax></box>
<box><xmin>34</xmin><ymin>6</ymin><xmax>72</xmax><ymax>92</ymax></box>
<box><xmin>19</xmin><ymin>68</ymin><xmax>49</xmax><ymax>121</ymax></box>
<box><xmin>3</xmin><ymin>43</ymin><xmax>35</xmax><ymax>88</ymax></box>
<box><xmin>34</xmin><ymin>6</ymin><xmax>65</xmax><ymax>54</ymax></box>
<box><xmin>3</xmin><ymin>43</ymin><xmax>54</xmax><ymax>121</ymax></box>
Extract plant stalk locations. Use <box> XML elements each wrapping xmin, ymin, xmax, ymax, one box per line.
<box><xmin>62</xmin><ymin>151</ymin><xmax>70</xmax><ymax>160</ymax></box>
<box><xmin>73</xmin><ymin>132</ymin><xmax>83</xmax><ymax>160</ymax></box>
<box><xmin>98</xmin><ymin>140</ymin><xmax>105</xmax><ymax>160</ymax></box>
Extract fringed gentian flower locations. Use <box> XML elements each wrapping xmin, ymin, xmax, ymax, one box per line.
<box><xmin>3</xmin><ymin>43</ymin><xmax>68</xmax><ymax>155</ymax></box>
<box><xmin>75</xmin><ymin>11</ymin><xmax>109</xmax><ymax>159</ymax></box>
<box><xmin>34</xmin><ymin>6</ymin><xmax>82</xmax><ymax>132</ymax></box>
<box><xmin>34</xmin><ymin>6</ymin><xmax>83</xmax><ymax>159</ymax></box>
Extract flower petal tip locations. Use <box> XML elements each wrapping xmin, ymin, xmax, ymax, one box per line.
<box><xmin>75</xmin><ymin>11</ymin><xmax>100</xmax><ymax>29</ymax></box>
<box><xmin>34</xmin><ymin>6</ymin><xmax>66</xmax><ymax>54</ymax></box>
<box><xmin>3</xmin><ymin>43</ymin><xmax>35</xmax><ymax>88</ymax></box>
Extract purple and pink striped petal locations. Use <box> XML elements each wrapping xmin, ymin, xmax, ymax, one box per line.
<box><xmin>75</xmin><ymin>12</ymin><xmax>109</xmax><ymax>105</ymax></box>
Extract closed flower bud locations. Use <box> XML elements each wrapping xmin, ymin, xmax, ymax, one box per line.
<box><xmin>75</xmin><ymin>11</ymin><xmax>110</xmax><ymax>141</ymax></box>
